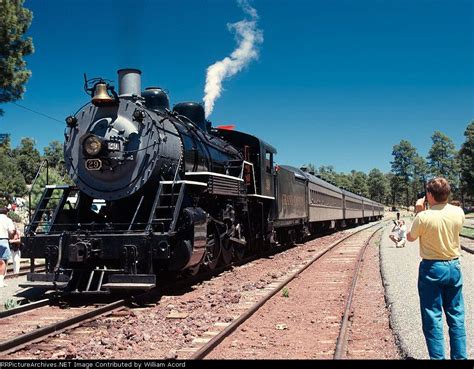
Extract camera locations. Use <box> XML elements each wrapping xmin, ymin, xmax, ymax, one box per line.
<box><xmin>417</xmin><ymin>191</ymin><xmax>426</xmax><ymax>199</ymax></box>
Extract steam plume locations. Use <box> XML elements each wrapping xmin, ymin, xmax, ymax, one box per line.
<box><xmin>203</xmin><ymin>0</ymin><xmax>263</xmax><ymax>117</ymax></box>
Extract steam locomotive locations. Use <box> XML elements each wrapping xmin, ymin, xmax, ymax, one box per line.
<box><xmin>21</xmin><ymin>69</ymin><xmax>383</xmax><ymax>294</ymax></box>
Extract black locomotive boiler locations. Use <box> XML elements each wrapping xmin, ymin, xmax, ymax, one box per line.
<box><xmin>21</xmin><ymin>68</ymin><xmax>383</xmax><ymax>294</ymax></box>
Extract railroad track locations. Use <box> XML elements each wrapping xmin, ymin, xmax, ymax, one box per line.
<box><xmin>0</xmin><ymin>237</ymin><xmax>301</xmax><ymax>357</ymax></box>
<box><xmin>0</xmin><ymin>298</ymin><xmax>128</xmax><ymax>356</ymax></box>
<box><xmin>1</xmin><ymin>222</ymin><xmax>381</xmax><ymax>359</ymax></box>
<box><xmin>189</xmin><ymin>221</ymin><xmax>383</xmax><ymax>359</ymax></box>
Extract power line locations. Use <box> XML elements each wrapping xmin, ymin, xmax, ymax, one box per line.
<box><xmin>12</xmin><ymin>102</ymin><xmax>64</xmax><ymax>124</ymax></box>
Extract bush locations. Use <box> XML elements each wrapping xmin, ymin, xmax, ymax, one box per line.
<box><xmin>4</xmin><ymin>298</ymin><xmax>19</xmax><ymax>310</ymax></box>
<box><xmin>7</xmin><ymin>211</ymin><xmax>22</xmax><ymax>223</ymax></box>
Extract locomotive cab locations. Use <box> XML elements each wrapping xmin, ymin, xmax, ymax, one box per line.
<box><xmin>215</xmin><ymin>128</ymin><xmax>276</xmax><ymax>198</ymax></box>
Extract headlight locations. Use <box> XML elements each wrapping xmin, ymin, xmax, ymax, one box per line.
<box><xmin>83</xmin><ymin>135</ymin><xmax>102</xmax><ymax>156</ymax></box>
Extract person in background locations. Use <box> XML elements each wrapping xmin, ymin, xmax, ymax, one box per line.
<box><xmin>389</xmin><ymin>220</ymin><xmax>407</xmax><ymax>248</ymax></box>
<box><xmin>9</xmin><ymin>228</ymin><xmax>21</xmax><ymax>274</ymax></box>
<box><xmin>0</xmin><ymin>207</ymin><xmax>15</xmax><ymax>287</ymax></box>
<box><xmin>407</xmin><ymin>177</ymin><xmax>467</xmax><ymax>360</ymax></box>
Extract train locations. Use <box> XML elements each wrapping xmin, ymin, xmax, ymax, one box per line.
<box><xmin>21</xmin><ymin>68</ymin><xmax>384</xmax><ymax>294</ymax></box>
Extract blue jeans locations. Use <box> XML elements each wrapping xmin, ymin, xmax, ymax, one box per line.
<box><xmin>418</xmin><ymin>259</ymin><xmax>467</xmax><ymax>360</ymax></box>
<box><xmin>0</xmin><ymin>239</ymin><xmax>11</xmax><ymax>261</ymax></box>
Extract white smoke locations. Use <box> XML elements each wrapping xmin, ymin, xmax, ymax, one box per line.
<box><xmin>203</xmin><ymin>0</ymin><xmax>263</xmax><ymax>118</ymax></box>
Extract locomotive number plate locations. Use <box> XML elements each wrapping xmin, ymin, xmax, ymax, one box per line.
<box><xmin>107</xmin><ymin>141</ymin><xmax>120</xmax><ymax>151</ymax></box>
<box><xmin>85</xmin><ymin>159</ymin><xmax>102</xmax><ymax>171</ymax></box>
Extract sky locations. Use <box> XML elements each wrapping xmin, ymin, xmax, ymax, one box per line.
<box><xmin>1</xmin><ymin>0</ymin><xmax>472</xmax><ymax>174</ymax></box>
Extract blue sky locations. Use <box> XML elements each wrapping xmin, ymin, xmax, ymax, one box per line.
<box><xmin>1</xmin><ymin>0</ymin><xmax>472</xmax><ymax>173</ymax></box>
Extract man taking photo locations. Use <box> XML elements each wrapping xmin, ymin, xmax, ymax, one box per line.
<box><xmin>406</xmin><ymin>177</ymin><xmax>467</xmax><ymax>360</ymax></box>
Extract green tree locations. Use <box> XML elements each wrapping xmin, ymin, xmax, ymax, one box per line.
<box><xmin>334</xmin><ymin>172</ymin><xmax>351</xmax><ymax>189</ymax></box>
<box><xmin>28</xmin><ymin>166</ymin><xmax>66</xmax><ymax>209</ymax></box>
<box><xmin>0</xmin><ymin>136</ymin><xmax>26</xmax><ymax>195</ymax></box>
<box><xmin>13</xmin><ymin>137</ymin><xmax>41</xmax><ymax>184</ymax></box>
<box><xmin>368</xmin><ymin>168</ymin><xmax>388</xmax><ymax>203</ymax></box>
<box><xmin>459</xmin><ymin>122</ymin><xmax>474</xmax><ymax>201</ymax></box>
<box><xmin>391</xmin><ymin>140</ymin><xmax>417</xmax><ymax>207</ymax></box>
<box><xmin>316</xmin><ymin>165</ymin><xmax>337</xmax><ymax>184</ymax></box>
<box><xmin>427</xmin><ymin>131</ymin><xmax>460</xmax><ymax>190</ymax></box>
<box><xmin>0</xmin><ymin>0</ymin><xmax>34</xmax><ymax>115</ymax></box>
<box><xmin>384</xmin><ymin>173</ymin><xmax>395</xmax><ymax>206</ymax></box>
<box><xmin>412</xmin><ymin>154</ymin><xmax>429</xmax><ymax>202</ymax></box>
<box><xmin>43</xmin><ymin>140</ymin><xmax>65</xmax><ymax>173</ymax></box>
<box><xmin>348</xmin><ymin>170</ymin><xmax>369</xmax><ymax>197</ymax></box>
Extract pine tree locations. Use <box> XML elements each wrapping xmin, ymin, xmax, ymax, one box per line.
<box><xmin>459</xmin><ymin>122</ymin><xmax>474</xmax><ymax>201</ymax></box>
<box><xmin>13</xmin><ymin>137</ymin><xmax>40</xmax><ymax>184</ymax></box>
<box><xmin>0</xmin><ymin>136</ymin><xmax>26</xmax><ymax>195</ymax></box>
<box><xmin>43</xmin><ymin>140</ymin><xmax>66</xmax><ymax>174</ymax></box>
<box><xmin>427</xmin><ymin>131</ymin><xmax>460</xmax><ymax>190</ymax></box>
<box><xmin>391</xmin><ymin>140</ymin><xmax>417</xmax><ymax>207</ymax></box>
<box><xmin>0</xmin><ymin>0</ymin><xmax>34</xmax><ymax>115</ymax></box>
<box><xmin>368</xmin><ymin>168</ymin><xmax>389</xmax><ymax>203</ymax></box>
<box><xmin>412</xmin><ymin>154</ymin><xmax>429</xmax><ymax>202</ymax></box>
<box><xmin>349</xmin><ymin>170</ymin><xmax>369</xmax><ymax>197</ymax></box>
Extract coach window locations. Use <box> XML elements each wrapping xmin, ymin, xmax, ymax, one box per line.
<box><xmin>265</xmin><ymin>151</ymin><xmax>273</xmax><ymax>173</ymax></box>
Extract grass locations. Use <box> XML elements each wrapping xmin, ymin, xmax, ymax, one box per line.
<box><xmin>4</xmin><ymin>299</ymin><xmax>19</xmax><ymax>310</ymax></box>
<box><xmin>282</xmin><ymin>287</ymin><xmax>289</xmax><ymax>298</ymax></box>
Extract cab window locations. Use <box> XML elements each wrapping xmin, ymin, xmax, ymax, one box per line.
<box><xmin>265</xmin><ymin>151</ymin><xmax>273</xmax><ymax>174</ymax></box>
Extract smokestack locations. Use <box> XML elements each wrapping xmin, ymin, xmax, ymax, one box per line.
<box><xmin>118</xmin><ymin>68</ymin><xmax>142</xmax><ymax>97</ymax></box>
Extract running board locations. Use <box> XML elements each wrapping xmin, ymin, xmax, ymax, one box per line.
<box><xmin>18</xmin><ymin>281</ymin><xmax>68</xmax><ymax>290</ymax></box>
<box><xmin>101</xmin><ymin>283</ymin><xmax>155</xmax><ymax>290</ymax></box>
<box><xmin>19</xmin><ymin>272</ymin><xmax>70</xmax><ymax>290</ymax></box>
<box><xmin>20</xmin><ymin>272</ymin><xmax>156</xmax><ymax>292</ymax></box>
<box><xmin>102</xmin><ymin>274</ymin><xmax>156</xmax><ymax>290</ymax></box>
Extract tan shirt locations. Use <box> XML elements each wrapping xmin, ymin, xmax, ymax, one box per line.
<box><xmin>410</xmin><ymin>203</ymin><xmax>465</xmax><ymax>260</ymax></box>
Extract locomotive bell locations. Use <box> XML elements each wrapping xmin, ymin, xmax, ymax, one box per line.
<box><xmin>92</xmin><ymin>83</ymin><xmax>114</xmax><ymax>105</ymax></box>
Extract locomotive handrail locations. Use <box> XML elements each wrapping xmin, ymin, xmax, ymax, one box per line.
<box><xmin>239</xmin><ymin>160</ymin><xmax>257</xmax><ymax>195</ymax></box>
<box><xmin>28</xmin><ymin>159</ymin><xmax>49</xmax><ymax>224</ymax></box>
<box><xmin>172</xmin><ymin>153</ymin><xmax>182</xmax><ymax>185</ymax></box>
<box><xmin>128</xmin><ymin>195</ymin><xmax>144</xmax><ymax>231</ymax></box>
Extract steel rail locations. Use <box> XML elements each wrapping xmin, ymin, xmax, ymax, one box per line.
<box><xmin>0</xmin><ymin>299</ymin><xmax>126</xmax><ymax>355</ymax></box>
<box><xmin>333</xmin><ymin>226</ymin><xmax>383</xmax><ymax>359</ymax></box>
<box><xmin>0</xmin><ymin>299</ymin><xmax>50</xmax><ymax>319</ymax></box>
<box><xmin>190</xmin><ymin>221</ymin><xmax>383</xmax><ymax>359</ymax></box>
